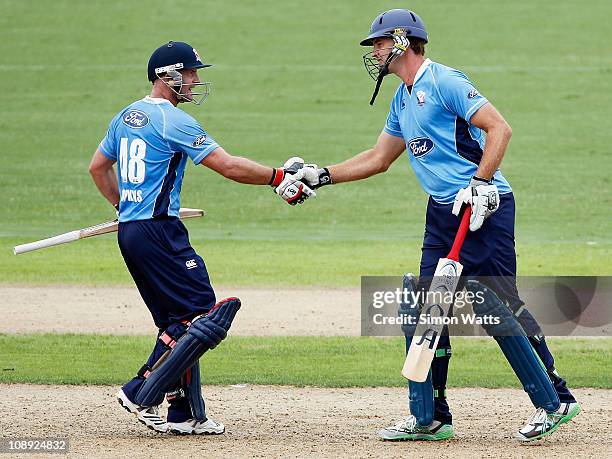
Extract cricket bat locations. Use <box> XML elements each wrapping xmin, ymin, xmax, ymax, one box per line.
<box><xmin>13</xmin><ymin>208</ymin><xmax>205</xmax><ymax>255</ymax></box>
<box><xmin>401</xmin><ymin>206</ymin><xmax>471</xmax><ymax>382</ymax></box>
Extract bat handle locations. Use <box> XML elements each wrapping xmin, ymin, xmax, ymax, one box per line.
<box><xmin>447</xmin><ymin>206</ymin><xmax>472</xmax><ymax>262</ymax></box>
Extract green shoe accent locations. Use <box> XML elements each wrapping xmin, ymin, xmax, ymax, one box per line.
<box><xmin>517</xmin><ymin>403</ymin><xmax>581</xmax><ymax>442</ymax></box>
<box><xmin>379</xmin><ymin>423</ymin><xmax>454</xmax><ymax>441</ymax></box>
<box><xmin>429</xmin><ymin>424</ymin><xmax>454</xmax><ymax>441</ymax></box>
<box><xmin>559</xmin><ymin>402</ymin><xmax>581</xmax><ymax>425</ymax></box>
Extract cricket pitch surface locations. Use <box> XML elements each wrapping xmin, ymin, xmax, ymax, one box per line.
<box><xmin>0</xmin><ymin>385</ymin><xmax>609</xmax><ymax>458</ymax></box>
<box><xmin>1</xmin><ymin>286</ymin><xmax>610</xmax><ymax>458</ymax></box>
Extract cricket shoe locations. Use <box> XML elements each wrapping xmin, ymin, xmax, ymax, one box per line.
<box><xmin>516</xmin><ymin>401</ymin><xmax>581</xmax><ymax>442</ymax></box>
<box><xmin>116</xmin><ymin>389</ymin><xmax>168</xmax><ymax>433</ymax></box>
<box><xmin>379</xmin><ymin>415</ymin><xmax>454</xmax><ymax>441</ymax></box>
<box><xmin>168</xmin><ymin>418</ymin><xmax>225</xmax><ymax>435</ymax></box>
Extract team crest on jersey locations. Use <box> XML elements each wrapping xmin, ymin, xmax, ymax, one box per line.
<box><xmin>467</xmin><ymin>89</ymin><xmax>479</xmax><ymax>99</ymax></box>
<box><xmin>122</xmin><ymin>110</ymin><xmax>149</xmax><ymax>129</ymax></box>
<box><xmin>408</xmin><ymin>137</ymin><xmax>435</xmax><ymax>158</ymax></box>
<box><xmin>192</xmin><ymin>134</ymin><xmax>207</xmax><ymax>147</ymax></box>
<box><xmin>416</xmin><ymin>90</ymin><xmax>426</xmax><ymax>106</ymax></box>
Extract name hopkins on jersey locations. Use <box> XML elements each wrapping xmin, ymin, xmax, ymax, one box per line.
<box><xmin>121</xmin><ymin>188</ymin><xmax>143</xmax><ymax>203</ymax></box>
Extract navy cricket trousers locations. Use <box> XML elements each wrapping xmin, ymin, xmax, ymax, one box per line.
<box><xmin>118</xmin><ymin>217</ymin><xmax>216</xmax><ymax>330</ymax></box>
<box><xmin>415</xmin><ymin>193</ymin><xmax>574</xmax><ymax>424</ymax></box>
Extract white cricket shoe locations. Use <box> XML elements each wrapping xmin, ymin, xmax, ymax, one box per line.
<box><xmin>168</xmin><ymin>418</ymin><xmax>225</xmax><ymax>435</ymax></box>
<box><xmin>379</xmin><ymin>415</ymin><xmax>454</xmax><ymax>441</ymax></box>
<box><xmin>116</xmin><ymin>389</ymin><xmax>168</xmax><ymax>433</ymax></box>
<box><xmin>516</xmin><ymin>401</ymin><xmax>581</xmax><ymax>442</ymax></box>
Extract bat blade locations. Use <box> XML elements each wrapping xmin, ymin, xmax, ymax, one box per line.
<box><xmin>13</xmin><ymin>207</ymin><xmax>205</xmax><ymax>255</ymax></box>
<box><xmin>401</xmin><ymin>256</ymin><xmax>463</xmax><ymax>382</ymax></box>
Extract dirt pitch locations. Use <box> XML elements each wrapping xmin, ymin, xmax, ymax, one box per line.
<box><xmin>0</xmin><ymin>385</ymin><xmax>610</xmax><ymax>458</ymax></box>
<box><xmin>1</xmin><ymin>286</ymin><xmax>611</xmax><ymax>458</ymax></box>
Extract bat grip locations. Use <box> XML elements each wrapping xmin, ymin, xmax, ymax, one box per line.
<box><xmin>447</xmin><ymin>206</ymin><xmax>471</xmax><ymax>262</ymax></box>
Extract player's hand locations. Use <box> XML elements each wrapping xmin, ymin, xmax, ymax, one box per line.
<box><xmin>275</xmin><ymin>177</ymin><xmax>316</xmax><ymax>205</ymax></box>
<box><xmin>391</xmin><ymin>33</ymin><xmax>410</xmax><ymax>58</ymax></box>
<box><xmin>452</xmin><ymin>177</ymin><xmax>500</xmax><ymax>231</ymax></box>
<box><xmin>298</xmin><ymin>164</ymin><xmax>333</xmax><ymax>189</ymax></box>
<box><xmin>269</xmin><ymin>156</ymin><xmax>305</xmax><ymax>187</ymax></box>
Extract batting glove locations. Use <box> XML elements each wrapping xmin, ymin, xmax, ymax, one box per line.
<box><xmin>268</xmin><ymin>156</ymin><xmax>306</xmax><ymax>187</ymax></box>
<box><xmin>452</xmin><ymin>177</ymin><xmax>500</xmax><ymax>231</ymax></box>
<box><xmin>298</xmin><ymin>164</ymin><xmax>333</xmax><ymax>189</ymax></box>
<box><xmin>391</xmin><ymin>34</ymin><xmax>410</xmax><ymax>58</ymax></box>
<box><xmin>270</xmin><ymin>157</ymin><xmax>316</xmax><ymax>205</ymax></box>
<box><xmin>275</xmin><ymin>177</ymin><xmax>316</xmax><ymax>205</ymax></box>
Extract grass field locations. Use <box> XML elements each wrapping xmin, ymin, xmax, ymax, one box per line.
<box><xmin>1</xmin><ymin>0</ymin><xmax>611</xmax><ymax>286</ymax></box>
<box><xmin>1</xmin><ymin>335</ymin><xmax>609</xmax><ymax>388</ymax></box>
<box><xmin>1</xmin><ymin>0</ymin><xmax>610</xmax><ymax>410</ymax></box>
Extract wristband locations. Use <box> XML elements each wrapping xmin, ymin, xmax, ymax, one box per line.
<box><xmin>269</xmin><ymin>168</ymin><xmax>285</xmax><ymax>187</ymax></box>
<box><xmin>318</xmin><ymin>168</ymin><xmax>332</xmax><ymax>187</ymax></box>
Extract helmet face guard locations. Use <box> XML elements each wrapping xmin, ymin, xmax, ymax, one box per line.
<box><xmin>155</xmin><ymin>63</ymin><xmax>211</xmax><ymax>105</ymax></box>
<box><xmin>362</xmin><ymin>44</ymin><xmax>398</xmax><ymax>81</ymax></box>
<box><xmin>359</xmin><ymin>9</ymin><xmax>428</xmax><ymax>105</ymax></box>
<box><xmin>362</xmin><ymin>31</ymin><xmax>406</xmax><ymax>105</ymax></box>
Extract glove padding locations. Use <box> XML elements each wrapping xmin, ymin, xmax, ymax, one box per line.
<box><xmin>273</xmin><ymin>157</ymin><xmax>316</xmax><ymax>205</ymax></box>
<box><xmin>275</xmin><ymin>177</ymin><xmax>316</xmax><ymax>205</ymax></box>
<box><xmin>269</xmin><ymin>156</ymin><xmax>305</xmax><ymax>186</ymax></box>
<box><xmin>452</xmin><ymin>177</ymin><xmax>500</xmax><ymax>231</ymax></box>
<box><xmin>297</xmin><ymin>164</ymin><xmax>332</xmax><ymax>189</ymax></box>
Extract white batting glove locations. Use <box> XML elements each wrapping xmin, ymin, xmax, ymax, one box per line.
<box><xmin>391</xmin><ymin>34</ymin><xmax>410</xmax><ymax>58</ymax></box>
<box><xmin>299</xmin><ymin>164</ymin><xmax>333</xmax><ymax>189</ymax></box>
<box><xmin>269</xmin><ymin>156</ymin><xmax>305</xmax><ymax>187</ymax></box>
<box><xmin>452</xmin><ymin>177</ymin><xmax>500</xmax><ymax>231</ymax></box>
<box><xmin>275</xmin><ymin>176</ymin><xmax>316</xmax><ymax>205</ymax></box>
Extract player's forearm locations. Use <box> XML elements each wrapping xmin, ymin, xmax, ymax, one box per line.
<box><xmin>221</xmin><ymin>155</ymin><xmax>275</xmax><ymax>185</ymax></box>
<box><xmin>327</xmin><ymin>148</ymin><xmax>390</xmax><ymax>184</ymax></box>
<box><xmin>90</xmin><ymin>167</ymin><xmax>120</xmax><ymax>207</ymax></box>
<box><xmin>475</xmin><ymin>123</ymin><xmax>512</xmax><ymax>180</ymax></box>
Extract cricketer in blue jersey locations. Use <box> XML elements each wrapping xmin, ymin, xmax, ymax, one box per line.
<box><xmin>294</xmin><ymin>9</ymin><xmax>579</xmax><ymax>442</ymax></box>
<box><xmin>88</xmin><ymin>41</ymin><xmax>315</xmax><ymax>436</ymax></box>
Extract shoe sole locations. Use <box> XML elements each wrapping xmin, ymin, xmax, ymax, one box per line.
<box><xmin>380</xmin><ymin>428</ymin><xmax>454</xmax><ymax>441</ymax></box>
<box><xmin>516</xmin><ymin>404</ymin><xmax>581</xmax><ymax>442</ymax></box>
<box><xmin>168</xmin><ymin>427</ymin><xmax>225</xmax><ymax>435</ymax></box>
<box><xmin>168</xmin><ymin>421</ymin><xmax>225</xmax><ymax>435</ymax></box>
<box><xmin>559</xmin><ymin>403</ymin><xmax>581</xmax><ymax>425</ymax></box>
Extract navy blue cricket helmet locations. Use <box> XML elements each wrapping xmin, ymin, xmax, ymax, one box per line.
<box><xmin>147</xmin><ymin>41</ymin><xmax>213</xmax><ymax>105</ymax></box>
<box><xmin>147</xmin><ymin>41</ymin><xmax>212</xmax><ymax>82</ymax></box>
<box><xmin>360</xmin><ymin>9</ymin><xmax>428</xmax><ymax>47</ymax></box>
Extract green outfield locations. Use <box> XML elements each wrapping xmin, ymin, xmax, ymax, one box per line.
<box><xmin>1</xmin><ymin>335</ymin><xmax>609</xmax><ymax>388</ymax></box>
<box><xmin>1</xmin><ymin>0</ymin><xmax>611</xmax><ymax>285</ymax></box>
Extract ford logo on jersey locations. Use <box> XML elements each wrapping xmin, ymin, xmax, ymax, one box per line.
<box><xmin>408</xmin><ymin>137</ymin><xmax>435</xmax><ymax>158</ymax></box>
<box><xmin>122</xmin><ymin>110</ymin><xmax>149</xmax><ymax>129</ymax></box>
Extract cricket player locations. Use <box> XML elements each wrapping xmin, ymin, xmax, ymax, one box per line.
<box><xmin>88</xmin><ymin>41</ymin><xmax>314</xmax><ymax>435</ymax></box>
<box><xmin>294</xmin><ymin>9</ymin><xmax>580</xmax><ymax>441</ymax></box>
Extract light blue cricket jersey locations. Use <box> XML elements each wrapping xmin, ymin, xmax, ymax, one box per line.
<box><xmin>99</xmin><ymin>96</ymin><xmax>219</xmax><ymax>222</ymax></box>
<box><xmin>384</xmin><ymin>59</ymin><xmax>512</xmax><ymax>204</ymax></box>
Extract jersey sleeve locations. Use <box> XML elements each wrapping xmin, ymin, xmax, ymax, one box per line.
<box><xmin>98</xmin><ymin>114</ymin><xmax>119</xmax><ymax>160</ymax></box>
<box><xmin>165</xmin><ymin>112</ymin><xmax>219</xmax><ymax>164</ymax></box>
<box><xmin>437</xmin><ymin>69</ymin><xmax>488</xmax><ymax>122</ymax></box>
<box><xmin>383</xmin><ymin>86</ymin><xmax>404</xmax><ymax>138</ymax></box>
